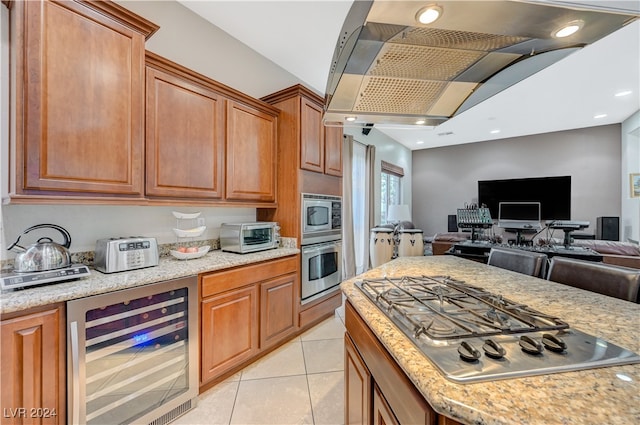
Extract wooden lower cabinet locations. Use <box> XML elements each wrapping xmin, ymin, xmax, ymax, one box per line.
<box><xmin>373</xmin><ymin>384</ymin><xmax>399</xmax><ymax>425</ymax></box>
<box><xmin>200</xmin><ymin>285</ymin><xmax>259</xmax><ymax>384</ymax></box>
<box><xmin>0</xmin><ymin>304</ymin><xmax>66</xmax><ymax>425</ymax></box>
<box><xmin>199</xmin><ymin>256</ymin><xmax>299</xmax><ymax>388</ymax></box>
<box><xmin>260</xmin><ymin>274</ymin><xmax>298</xmax><ymax>350</ymax></box>
<box><xmin>345</xmin><ymin>301</ymin><xmax>463</xmax><ymax>425</ymax></box>
<box><xmin>344</xmin><ymin>332</ymin><xmax>371</xmax><ymax>425</ymax></box>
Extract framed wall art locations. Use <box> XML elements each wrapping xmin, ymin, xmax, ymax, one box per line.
<box><xmin>631</xmin><ymin>173</ymin><xmax>640</xmax><ymax>198</ymax></box>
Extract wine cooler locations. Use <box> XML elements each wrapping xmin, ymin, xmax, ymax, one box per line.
<box><xmin>67</xmin><ymin>276</ymin><xmax>198</xmax><ymax>425</ymax></box>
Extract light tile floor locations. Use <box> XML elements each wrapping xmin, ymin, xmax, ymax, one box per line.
<box><xmin>175</xmin><ymin>304</ymin><xmax>346</xmax><ymax>425</ymax></box>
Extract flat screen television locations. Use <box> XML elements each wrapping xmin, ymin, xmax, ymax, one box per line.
<box><xmin>478</xmin><ymin>176</ymin><xmax>571</xmax><ymax>221</ymax></box>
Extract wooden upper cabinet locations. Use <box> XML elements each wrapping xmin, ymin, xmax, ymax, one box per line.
<box><xmin>12</xmin><ymin>0</ymin><xmax>158</xmax><ymax>197</ymax></box>
<box><xmin>145</xmin><ymin>57</ymin><xmax>224</xmax><ymax>200</ymax></box>
<box><xmin>226</xmin><ymin>100</ymin><xmax>277</xmax><ymax>203</ymax></box>
<box><xmin>324</xmin><ymin>125</ymin><xmax>343</xmax><ymax>177</ymax></box>
<box><xmin>262</xmin><ymin>85</ymin><xmax>343</xmax><ymax>178</ymax></box>
<box><xmin>300</xmin><ymin>97</ymin><xmax>324</xmax><ymax>173</ymax></box>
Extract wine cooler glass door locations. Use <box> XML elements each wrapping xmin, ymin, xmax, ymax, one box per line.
<box><xmin>68</xmin><ymin>276</ymin><xmax>198</xmax><ymax>425</ymax></box>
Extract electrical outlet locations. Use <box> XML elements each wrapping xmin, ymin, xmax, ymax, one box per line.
<box><xmin>197</xmin><ymin>218</ymin><xmax>205</xmax><ymax>227</ymax></box>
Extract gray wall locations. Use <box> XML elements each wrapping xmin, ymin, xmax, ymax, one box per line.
<box><xmin>412</xmin><ymin>124</ymin><xmax>623</xmax><ymax>238</ymax></box>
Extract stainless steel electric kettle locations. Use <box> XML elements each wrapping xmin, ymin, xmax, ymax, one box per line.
<box><xmin>8</xmin><ymin>224</ymin><xmax>72</xmax><ymax>272</ymax></box>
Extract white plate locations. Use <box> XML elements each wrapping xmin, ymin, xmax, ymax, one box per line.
<box><xmin>173</xmin><ymin>226</ymin><xmax>206</xmax><ymax>238</ymax></box>
<box><xmin>172</xmin><ymin>211</ymin><xmax>201</xmax><ymax>219</ymax></box>
<box><xmin>170</xmin><ymin>245</ymin><xmax>210</xmax><ymax>260</ymax></box>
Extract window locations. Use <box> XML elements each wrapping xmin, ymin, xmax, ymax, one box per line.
<box><xmin>380</xmin><ymin>161</ymin><xmax>404</xmax><ymax>224</ymax></box>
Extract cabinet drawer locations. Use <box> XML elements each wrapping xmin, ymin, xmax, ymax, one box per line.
<box><xmin>201</xmin><ymin>255</ymin><xmax>298</xmax><ymax>298</ymax></box>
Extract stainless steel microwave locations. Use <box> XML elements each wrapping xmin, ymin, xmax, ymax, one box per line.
<box><xmin>301</xmin><ymin>193</ymin><xmax>341</xmax><ymax>245</ymax></box>
<box><xmin>220</xmin><ymin>222</ymin><xmax>279</xmax><ymax>254</ymax></box>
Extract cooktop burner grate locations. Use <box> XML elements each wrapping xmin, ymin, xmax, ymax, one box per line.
<box><xmin>359</xmin><ymin>275</ymin><xmax>568</xmax><ymax>340</ymax></box>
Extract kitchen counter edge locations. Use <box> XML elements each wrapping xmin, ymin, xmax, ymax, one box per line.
<box><xmin>1</xmin><ymin>247</ymin><xmax>300</xmax><ymax>315</ymax></box>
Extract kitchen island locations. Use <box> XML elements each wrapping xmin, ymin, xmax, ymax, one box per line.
<box><xmin>341</xmin><ymin>255</ymin><xmax>640</xmax><ymax>425</ymax></box>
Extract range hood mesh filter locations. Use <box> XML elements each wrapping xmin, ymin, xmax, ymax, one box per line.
<box><xmin>354</xmin><ymin>77</ymin><xmax>447</xmax><ymax>114</ymax></box>
<box><xmin>389</xmin><ymin>27</ymin><xmax>531</xmax><ymax>51</ymax></box>
<box><xmin>369</xmin><ymin>44</ymin><xmax>485</xmax><ymax>80</ymax></box>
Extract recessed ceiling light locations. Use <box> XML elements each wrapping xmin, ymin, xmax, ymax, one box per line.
<box><xmin>345</xmin><ymin>116</ymin><xmax>357</xmax><ymax>122</ymax></box>
<box><xmin>416</xmin><ymin>5</ymin><xmax>442</xmax><ymax>25</ymax></box>
<box><xmin>416</xmin><ymin>140</ymin><xmax>425</xmax><ymax>145</ymax></box>
<box><xmin>553</xmin><ymin>20</ymin><xmax>584</xmax><ymax>38</ymax></box>
<box><xmin>415</xmin><ymin>119</ymin><xmax>426</xmax><ymax>125</ymax></box>
<box><xmin>490</xmin><ymin>129</ymin><xmax>501</xmax><ymax>134</ymax></box>
<box><xmin>594</xmin><ymin>114</ymin><xmax>607</xmax><ymax>119</ymax></box>
<box><xmin>615</xmin><ymin>90</ymin><xmax>632</xmax><ymax>97</ymax></box>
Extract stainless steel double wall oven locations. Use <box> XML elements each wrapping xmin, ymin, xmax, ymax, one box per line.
<box><xmin>301</xmin><ymin>193</ymin><xmax>342</xmax><ymax>304</ymax></box>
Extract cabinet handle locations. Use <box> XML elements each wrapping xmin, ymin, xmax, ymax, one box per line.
<box><xmin>70</xmin><ymin>321</ymin><xmax>80</xmax><ymax>425</ymax></box>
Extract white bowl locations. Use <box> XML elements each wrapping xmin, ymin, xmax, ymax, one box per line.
<box><xmin>172</xmin><ymin>226</ymin><xmax>206</xmax><ymax>238</ymax></box>
<box><xmin>172</xmin><ymin>211</ymin><xmax>201</xmax><ymax>219</ymax></box>
<box><xmin>170</xmin><ymin>245</ymin><xmax>210</xmax><ymax>260</ymax></box>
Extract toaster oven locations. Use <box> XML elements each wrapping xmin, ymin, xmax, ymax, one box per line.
<box><xmin>220</xmin><ymin>222</ymin><xmax>279</xmax><ymax>254</ymax></box>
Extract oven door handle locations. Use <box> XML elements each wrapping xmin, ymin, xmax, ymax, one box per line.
<box><xmin>302</xmin><ymin>242</ymin><xmax>341</xmax><ymax>256</ymax></box>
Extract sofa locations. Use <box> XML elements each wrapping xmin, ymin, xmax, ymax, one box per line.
<box><xmin>431</xmin><ymin>232</ymin><xmax>470</xmax><ymax>255</ymax></box>
<box><xmin>572</xmin><ymin>239</ymin><xmax>640</xmax><ymax>269</ymax></box>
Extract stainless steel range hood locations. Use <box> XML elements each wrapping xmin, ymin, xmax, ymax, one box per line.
<box><xmin>324</xmin><ymin>0</ymin><xmax>639</xmax><ymax>127</ymax></box>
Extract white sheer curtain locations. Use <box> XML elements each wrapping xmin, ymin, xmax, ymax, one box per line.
<box><xmin>342</xmin><ymin>135</ymin><xmax>356</xmax><ymax>280</ymax></box>
<box><xmin>343</xmin><ymin>136</ymin><xmax>375</xmax><ymax>277</ymax></box>
<box><xmin>352</xmin><ymin>142</ymin><xmax>367</xmax><ymax>275</ymax></box>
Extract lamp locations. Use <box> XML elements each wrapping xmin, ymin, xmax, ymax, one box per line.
<box><xmin>387</xmin><ymin>204</ymin><xmax>411</xmax><ymax>259</ymax></box>
<box><xmin>387</xmin><ymin>204</ymin><xmax>411</xmax><ymax>226</ymax></box>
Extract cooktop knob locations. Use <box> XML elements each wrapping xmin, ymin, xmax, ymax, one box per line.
<box><xmin>458</xmin><ymin>341</ymin><xmax>481</xmax><ymax>362</ymax></box>
<box><xmin>519</xmin><ymin>335</ymin><xmax>544</xmax><ymax>355</ymax></box>
<box><xmin>483</xmin><ymin>339</ymin><xmax>506</xmax><ymax>359</ymax></box>
<box><xmin>542</xmin><ymin>333</ymin><xmax>567</xmax><ymax>352</ymax></box>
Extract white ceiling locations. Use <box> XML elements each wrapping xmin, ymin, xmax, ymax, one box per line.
<box><xmin>179</xmin><ymin>1</ymin><xmax>640</xmax><ymax>150</ymax></box>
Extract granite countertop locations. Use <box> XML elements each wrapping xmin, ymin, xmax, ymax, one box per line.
<box><xmin>341</xmin><ymin>255</ymin><xmax>640</xmax><ymax>425</ymax></box>
<box><xmin>1</xmin><ymin>247</ymin><xmax>299</xmax><ymax>315</ymax></box>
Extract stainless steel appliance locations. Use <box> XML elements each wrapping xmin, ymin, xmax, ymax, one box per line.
<box><xmin>301</xmin><ymin>193</ymin><xmax>341</xmax><ymax>245</ymax></box>
<box><xmin>0</xmin><ymin>264</ymin><xmax>91</xmax><ymax>290</ymax></box>
<box><xmin>67</xmin><ymin>276</ymin><xmax>198</xmax><ymax>425</ymax></box>
<box><xmin>220</xmin><ymin>222</ymin><xmax>280</xmax><ymax>254</ymax></box>
<box><xmin>94</xmin><ymin>237</ymin><xmax>159</xmax><ymax>273</ymax></box>
<box><xmin>356</xmin><ymin>275</ymin><xmax>640</xmax><ymax>383</ymax></box>
<box><xmin>324</xmin><ymin>0</ymin><xmax>639</xmax><ymax>126</ymax></box>
<box><xmin>8</xmin><ymin>224</ymin><xmax>73</xmax><ymax>272</ymax></box>
<box><xmin>301</xmin><ymin>240</ymin><xmax>342</xmax><ymax>304</ymax></box>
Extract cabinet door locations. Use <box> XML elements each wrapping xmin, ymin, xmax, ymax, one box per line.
<box><xmin>226</xmin><ymin>101</ymin><xmax>277</xmax><ymax>202</ymax></box>
<box><xmin>145</xmin><ymin>67</ymin><xmax>224</xmax><ymax>199</ymax></box>
<box><xmin>16</xmin><ymin>0</ymin><xmax>146</xmax><ymax>195</ymax></box>
<box><xmin>260</xmin><ymin>273</ymin><xmax>299</xmax><ymax>349</ymax></box>
<box><xmin>344</xmin><ymin>333</ymin><xmax>371</xmax><ymax>425</ymax></box>
<box><xmin>300</xmin><ymin>97</ymin><xmax>324</xmax><ymax>173</ymax></box>
<box><xmin>373</xmin><ymin>384</ymin><xmax>400</xmax><ymax>425</ymax></box>
<box><xmin>324</xmin><ymin>125</ymin><xmax>343</xmax><ymax>177</ymax></box>
<box><xmin>201</xmin><ymin>286</ymin><xmax>259</xmax><ymax>384</ymax></box>
<box><xmin>1</xmin><ymin>305</ymin><xmax>65</xmax><ymax>425</ymax></box>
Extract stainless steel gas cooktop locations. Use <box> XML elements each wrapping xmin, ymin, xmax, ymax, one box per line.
<box><xmin>356</xmin><ymin>275</ymin><xmax>640</xmax><ymax>383</ymax></box>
